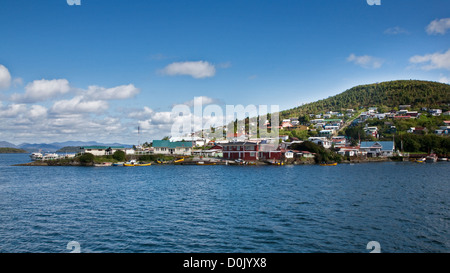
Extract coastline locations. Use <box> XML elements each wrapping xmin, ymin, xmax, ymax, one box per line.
<box><xmin>13</xmin><ymin>156</ymin><xmax>405</xmax><ymax>167</ymax></box>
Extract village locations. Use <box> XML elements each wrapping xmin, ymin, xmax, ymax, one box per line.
<box><xmin>53</xmin><ymin>105</ymin><xmax>449</xmax><ymax>166</ymax></box>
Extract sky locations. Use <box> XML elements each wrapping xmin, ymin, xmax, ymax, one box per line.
<box><xmin>0</xmin><ymin>0</ymin><xmax>449</xmax><ymax>144</ymax></box>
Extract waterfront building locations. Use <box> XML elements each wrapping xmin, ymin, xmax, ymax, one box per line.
<box><xmin>152</xmin><ymin>140</ymin><xmax>193</xmax><ymax>155</ymax></box>
<box><xmin>359</xmin><ymin>141</ymin><xmax>395</xmax><ymax>157</ymax></box>
<box><xmin>80</xmin><ymin>146</ymin><xmax>127</xmax><ymax>156</ymax></box>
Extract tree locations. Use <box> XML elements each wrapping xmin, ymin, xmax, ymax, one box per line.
<box><xmin>112</xmin><ymin>150</ymin><xmax>126</xmax><ymax>162</ymax></box>
<box><xmin>79</xmin><ymin>153</ymin><xmax>95</xmax><ymax>165</ymax></box>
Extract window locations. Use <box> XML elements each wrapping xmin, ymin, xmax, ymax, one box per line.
<box><xmin>250</xmin><ymin>152</ymin><xmax>255</xmax><ymax>157</ymax></box>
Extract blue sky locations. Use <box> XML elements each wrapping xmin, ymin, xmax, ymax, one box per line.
<box><xmin>0</xmin><ymin>0</ymin><xmax>449</xmax><ymax>144</ymax></box>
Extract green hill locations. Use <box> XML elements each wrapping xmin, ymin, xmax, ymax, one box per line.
<box><xmin>281</xmin><ymin>80</ymin><xmax>450</xmax><ymax>119</ymax></box>
<box><xmin>0</xmin><ymin>147</ymin><xmax>28</xmax><ymax>153</ymax></box>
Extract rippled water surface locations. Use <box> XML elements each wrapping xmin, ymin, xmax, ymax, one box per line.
<box><xmin>0</xmin><ymin>154</ymin><xmax>449</xmax><ymax>253</ymax></box>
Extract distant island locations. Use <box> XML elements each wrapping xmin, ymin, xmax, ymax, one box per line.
<box><xmin>0</xmin><ymin>147</ymin><xmax>28</xmax><ymax>153</ymax></box>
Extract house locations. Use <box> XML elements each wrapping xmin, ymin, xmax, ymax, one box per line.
<box><xmin>359</xmin><ymin>141</ymin><xmax>395</xmax><ymax>157</ymax></box>
<box><xmin>308</xmin><ymin>137</ymin><xmax>332</xmax><ymax>149</ymax></box>
<box><xmin>281</xmin><ymin>119</ymin><xmax>294</xmax><ymax>128</ymax></box>
<box><xmin>222</xmin><ymin>142</ymin><xmax>259</xmax><ymax>161</ymax></box>
<box><xmin>170</xmin><ymin>136</ymin><xmax>209</xmax><ymax>147</ymax></box>
<box><xmin>152</xmin><ymin>140</ymin><xmax>193</xmax><ymax>155</ymax></box>
<box><xmin>319</xmin><ymin>129</ymin><xmax>334</xmax><ymax>137</ymax></box>
<box><xmin>192</xmin><ymin>145</ymin><xmax>223</xmax><ymax>157</ymax></box>
<box><xmin>337</xmin><ymin>146</ymin><xmax>360</xmax><ymax>157</ymax></box>
<box><xmin>258</xmin><ymin>142</ymin><xmax>282</xmax><ymax>161</ymax></box>
<box><xmin>368</xmin><ymin>107</ymin><xmax>378</xmax><ymax>113</ymax></box>
<box><xmin>290</xmin><ymin>118</ymin><xmax>300</xmax><ymax>126</ymax></box>
<box><xmin>364</xmin><ymin>126</ymin><xmax>379</xmax><ymax>138</ymax></box>
<box><xmin>80</xmin><ymin>146</ymin><xmax>127</xmax><ymax>156</ymax></box>
<box><xmin>331</xmin><ymin>136</ymin><xmax>347</xmax><ymax>147</ymax></box>
<box><xmin>429</xmin><ymin>109</ymin><xmax>442</xmax><ymax>116</ymax></box>
<box><xmin>297</xmin><ymin>151</ymin><xmax>315</xmax><ymax>158</ymax></box>
<box><xmin>443</xmin><ymin>111</ymin><xmax>450</xmax><ymax>116</ymax></box>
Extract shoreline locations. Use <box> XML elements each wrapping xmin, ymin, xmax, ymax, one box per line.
<box><xmin>12</xmin><ymin>156</ymin><xmax>412</xmax><ymax>167</ymax></box>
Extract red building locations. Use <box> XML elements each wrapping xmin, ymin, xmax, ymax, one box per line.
<box><xmin>222</xmin><ymin>142</ymin><xmax>282</xmax><ymax>161</ymax></box>
<box><xmin>222</xmin><ymin>142</ymin><xmax>259</xmax><ymax>161</ymax></box>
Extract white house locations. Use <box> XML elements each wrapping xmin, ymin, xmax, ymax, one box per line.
<box><xmin>308</xmin><ymin>137</ymin><xmax>332</xmax><ymax>149</ymax></box>
<box><xmin>80</xmin><ymin>146</ymin><xmax>128</xmax><ymax>156</ymax></box>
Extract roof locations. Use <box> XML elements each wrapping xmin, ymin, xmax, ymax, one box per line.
<box><xmin>152</xmin><ymin>140</ymin><xmax>194</xmax><ymax>148</ymax></box>
<box><xmin>360</xmin><ymin>141</ymin><xmax>394</xmax><ymax>151</ymax></box>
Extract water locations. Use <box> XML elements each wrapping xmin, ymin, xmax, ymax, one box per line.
<box><xmin>0</xmin><ymin>154</ymin><xmax>449</xmax><ymax>253</ymax></box>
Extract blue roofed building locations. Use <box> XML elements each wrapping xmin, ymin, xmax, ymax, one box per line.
<box><xmin>359</xmin><ymin>141</ymin><xmax>395</xmax><ymax>157</ymax></box>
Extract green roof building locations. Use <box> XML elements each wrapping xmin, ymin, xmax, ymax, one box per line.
<box><xmin>152</xmin><ymin>140</ymin><xmax>194</xmax><ymax>155</ymax></box>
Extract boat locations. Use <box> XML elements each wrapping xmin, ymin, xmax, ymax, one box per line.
<box><xmin>438</xmin><ymin>158</ymin><xmax>448</xmax><ymax>162</ymax></box>
<box><xmin>94</xmin><ymin>162</ymin><xmax>113</xmax><ymax>167</ymax></box>
<box><xmin>113</xmin><ymin>162</ymin><xmax>124</xmax><ymax>166</ymax></box>
<box><xmin>174</xmin><ymin>158</ymin><xmax>185</xmax><ymax>163</ymax></box>
<box><xmin>320</xmin><ymin>162</ymin><xmax>338</xmax><ymax>166</ymax></box>
<box><xmin>196</xmin><ymin>161</ymin><xmax>216</xmax><ymax>165</ymax></box>
<box><xmin>123</xmin><ymin>160</ymin><xmax>151</xmax><ymax>166</ymax></box>
<box><xmin>30</xmin><ymin>152</ymin><xmax>43</xmax><ymax>161</ymax></box>
<box><xmin>268</xmin><ymin>161</ymin><xmax>284</xmax><ymax>166</ymax></box>
<box><xmin>416</xmin><ymin>158</ymin><xmax>426</xmax><ymax>163</ymax></box>
<box><xmin>124</xmin><ymin>162</ymin><xmax>151</xmax><ymax>166</ymax></box>
<box><xmin>425</xmin><ymin>154</ymin><xmax>438</xmax><ymax>163</ymax></box>
<box><xmin>42</xmin><ymin>153</ymin><xmax>60</xmax><ymax>160</ymax></box>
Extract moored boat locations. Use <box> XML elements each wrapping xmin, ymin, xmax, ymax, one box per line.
<box><xmin>425</xmin><ymin>154</ymin><xmax>438</xmax><ymax>163</ymax></box>
<box><xmin>30</xmin><ymin>152</ymin><xmax>43</xmax><ymax>161</ymax></box>
<box><xmin>438</xmin><ymin>158</ymin><xmax>448</xmax><ymax>162</ymax></box>
<box><xmin>320</xmin><ymin>162</ymin><xmax>338</xmax><ymax>166</ymax></box>
<box><xmin>94</xmin><ymin>162</ymin><xmax>113</xmax><ymax>167</ymax></box>
<box><xmin>196</xmin><ymin>161</ymin><xmax>216</xmax><ymax>165</ymax></box>
<box><xmin>123</xmin><ymin>160</ymin><xmax>151</xmax><ymax>166</ymax></box>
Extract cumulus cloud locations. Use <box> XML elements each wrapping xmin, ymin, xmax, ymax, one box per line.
<box><xmin>0</xmin><ymin>103</ymin><xmax>27</xmax><ymax>118</ymax></box>
<box><xmin>11</xmin><ymin>78</ymin><xmax>71</xmax><ymax>103</ymax></box>
<box><xmin>0</xmin><ymin>65</ymin><xmax>12</xmax><ymax>90</ymax></box>
<box><xmin>51</xmin><ymin>96</ymin><xmax>109</xmax><ymax>114</ymax></box>
<box><xmin>85</xmin><ymin>84</ymin><xmax>140</xmax><ymax>100</ymax></box>
<box><xmin>409</xmin><ymin>49</ymin><xmax>450</xmax><ymax>70</ymax></box>
<box><xmin>160</xmin><ymin>61</ymin><xmax>216</xmax><ymax>79</ymax></box>
<box><xmin>347</xmin><ymin>54</ymin><xmax>384</xmax><ymax>69</ymax></box>
<box><xmin>426</xmin><ymin>18</ymin><xmax>450</xmax><ymax>35</ymax></box>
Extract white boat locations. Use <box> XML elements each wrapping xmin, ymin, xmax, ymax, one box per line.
<box><xmin>438</xmin><ymin>158</ymin><xmax>448</xmax><ymax>162</ymax></box>
<box><xmin>30</xmin><ymin>152</ymin><xmax>43</xmax><ymax>161</ymax></box>
<box><xmin>42</xmin><ymin>153</ymin><xmax>60</xmax><ymax>160</ymax></box>
<box><xmin>94</xmin><ymin>162</ymin><xmax>113</xmax><ymax>167</ymax></box>
<box><xmin>425</xmin><ymin>154</ymin><xmax>438</xmax><ymax>163</ymax></box>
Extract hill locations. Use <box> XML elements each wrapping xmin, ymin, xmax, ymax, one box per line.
<box><xmin>280</xmin><ymin>80</ymin><xmax>450</xmax><ymax>119</ymax></box>
<box><xmin>0</xmin><ymin>141</ymin><xmax>18</xmax><ymax>148</ymax></box>
<box><xmin>0</xmin><ymin>147</ymin><xmax>27</xmax><ymax>153</ymax></box>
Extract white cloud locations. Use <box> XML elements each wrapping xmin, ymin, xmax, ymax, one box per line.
<box><xmin>160</xmin><ymin>61</ymin><xmax>216</xmax><ymax>79</ymax></box>
<box><xmin>183</xmin><ymin>96</ymin><xmax>218</xmax><ymax>107</ymax></box>
<box><xmin>0</xmin><ymin>103</ymin><xmax>27</xmax><ymax>118</ymax></box>
<box><xmin>426</xmin><ymin>18</ymin><xmax>450</xmax><ymax>35</ymax></box>
<box><xmin>11</xmin><ymin>78</ymin><xmax>71</xmax><ymax>102</ymax></box>
<box><xmin>29</xmin><ymin>105</ymin><xmax>48</xmax><ymax>119</ymax></box>
<box><xmin>0</xmin><ymin>65</ymin><xmax>12</xmax><ymax>90</ymax></box>
<box><xmin>384</xmin><ymin>26</ymin><xmax>409</xmax><ymax>35</ymax></box>
<box><xmin>85</xmin><ymin>84</ymin><xmax>140</xmax><ymax>100</ymax></box>
<box><xmin>409</xmin><ymin>49</ymin><xmax>450</xmax><ymax>70</ymax></box>
<box><xmin>347</xmin><ymin>54</ymin><xmax>384</xmax><ymax>69</ymax></box>
<box><xmin>51</xmin><ymin>96</ymin><xmax>109</xmax><ymax>114</ymax></box>
<box><xmin>128</xmin><ymin>106</ymin><xmax>154</xmax><ymax>119</ymax></box>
